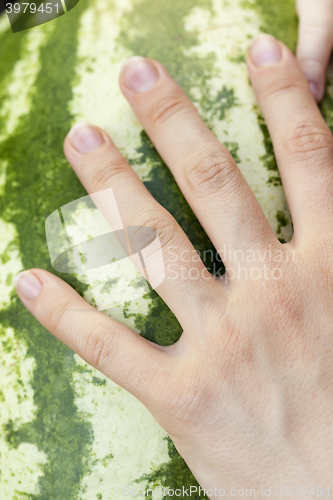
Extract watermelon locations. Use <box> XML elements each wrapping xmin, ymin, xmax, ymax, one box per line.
<box><xmin>0</xmin><ymin>0</ymin><xmax>332</xmax><ymax>499</ymax></box>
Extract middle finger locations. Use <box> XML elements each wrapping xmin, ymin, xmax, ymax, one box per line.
<box><xmin>119</xmin><ymin>56</ymin><xmax>277</xmax><ymax>269</ymax></box>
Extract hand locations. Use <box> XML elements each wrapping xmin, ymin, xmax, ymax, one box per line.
<box><xmin>14</xmin><ymin>35</ymin><xmax>333</xmax><ymax>495</ymax></box>
<box><xmin>296</xmin><ymin>0</ymin><xmax>333</xmax><ymax>102</ymax></box>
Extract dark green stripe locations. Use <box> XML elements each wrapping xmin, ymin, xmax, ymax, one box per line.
<box><xmin>0</xmin><ymin>3</ymin><xmax>94</xmax><ymax>499</ymax></box>
<box><xmin>247</xmin><ymin>0</ymin><xmax>298</xmax><ymax>51</ymax></box>
<box><xmin>0</xmin><ymin>18</ymin><xmax>28</xmax><ymax>135</ymax></box>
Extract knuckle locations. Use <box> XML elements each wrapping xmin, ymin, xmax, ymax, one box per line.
<box><xmin>184</xmin><ymin>148</ymin><xmax>237</xmax><ymax>195</ymax></box>
<box><xmin>300</xmin><ymin>24</ymin><xmax>332</xmax><ymax>46</ymax></box>
<box><xmin>162</xmin><ymin>367</ymin><xmax>215</xmax><ymax>431</ymax></box>
<box><xmin>258</xmin><ymin>272</ymin><xmax>308</xmax><ymax>334</ymax></box>
<box><xmin>263</xmin><ymin>78</ymin><xmax>301</xmax><ymax>101</ymax></box>
<box><xmin>136</xmin><ymin>209</ymin><xmax>180</xmax><ymax>252</ymax></box>
<box><xmin>92</xmin><ymin>158</ymin><xmax>127</xmax><ymax>190</ymax></box>
<box><xmin>301</xmin><ymin>24</ymin><xmax>323</xmax><ymax>37</ymax></box>
<box><xmin>147</xmin><ymin>91</ymin><xmax>188</xmax><ymax>126</ymax></box>
<box><xmin>48</xmin><ymin>298</ymin><xmax>70</xmax><ymax>332</ymax></box>
<box><xmin>127</xmin><ymin>225</ymin><xmax>157</xmax><ymax>254</ymax></box>
<box><xmin>302</xmin><ymin>241</ymin><xmax>333</xmax><ymax>289</ymax></box>
<box><xmin>172</xmin><ymin>383</ymin><xmax>209</xmax><ymax>425</ymax></box>
<box><xmin>83</xmin><ymin>323</ymin><xmax>118</xmax><ymax>369</ymax></box>
<box><xmin>284</xmin><ymin>122</ymin><xmax>333</xmax><ymax>164</ymax></box>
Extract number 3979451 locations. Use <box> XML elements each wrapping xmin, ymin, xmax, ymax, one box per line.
<box><xmin>5</xmin><ymin>3</ymin><xmax>59</xmax><ymax>14</ymax></box>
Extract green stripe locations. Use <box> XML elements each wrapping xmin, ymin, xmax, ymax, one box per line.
<box><xmin>0</xmin><ymin>3</ymin><xmax>94</xmax><ymax>499</ymax></box>
<box><xmin>247</xmin><ymin>0</ymin><xmax>298</xmax><ymax>51</ymax></box>
<box><xmin>0</xmin><ymin>26</ymin><xmax>28</xmax><ymax>136</ymax></box>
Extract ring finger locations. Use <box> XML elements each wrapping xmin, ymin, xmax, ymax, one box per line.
<box><xmin>246</xmin><ymin>34</ymin><xmax>333</xmax><ymax>244</ymax></box>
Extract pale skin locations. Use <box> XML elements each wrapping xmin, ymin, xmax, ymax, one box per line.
<box><xmin>296</xmin><ymin>0</ymin><xmax>333</xmax><ymax>102</ymax></box>
<box><xmin>14</xmin><ymin>33</ymin><xmax>333</xmax><ymax>496</ymax></box>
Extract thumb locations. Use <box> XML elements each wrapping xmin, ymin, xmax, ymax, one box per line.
<box><xmin>14</xmin><ymin>268</ymin><xmax>172</xmax><ymax>404</ymax></box>
<box><xmin>296</xmin><ymin>0</ymin><xmax>333</xmax><ymax>102</ymax></box>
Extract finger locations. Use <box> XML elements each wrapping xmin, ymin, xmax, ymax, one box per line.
<box><xmin>118</xmin><ymin>56</ymin><xmax>277</xmax><ymax>268</ymax></box>
<box><xmin>14</xmin><ymin>269</ymin><xmax>173</xmax><ymax>404</ymax></box>
<box><xmin>246</xmin><ymin>34</ymin><xmax>333</xmax><ymax>242</ymax></box>
<box><xmin>63</xmin><ymin>123</ymin><xmax>222</xmax><ymax>326</ymax></box>
<box><xmin>296</xmin><ymin>0</ymin><xmax>333</xmax><ymax>102</ymax></box>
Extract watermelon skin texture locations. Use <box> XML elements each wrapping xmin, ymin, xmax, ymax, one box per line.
<box><xmin>0</xmin><ymin>0</ymin><xmax>332</xmax><ymax>499</ymax></box>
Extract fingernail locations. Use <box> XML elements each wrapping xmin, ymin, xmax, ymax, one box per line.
<box><xmin>121</xmin><ymin>56</ymin><xmax>159</xmax><ymax>92</ymax></box>
<box><xmin>250</xmin><ymin>35</ymin><xmax>282</xmax><ymax>67</ymax></box>
<box><xmin>68</xmin><ymin>123</ymin><xmax>104</xmax><ymax>154</ymax></box>
<box><xmin>309</xmin><ymin>81</ymin><xmax>321</xmax><ymax>102</ymax></box>
<box><xmin>14</xmin><ymin>271</ymin><xmax>42</xmax><ymax>300</ymax></box>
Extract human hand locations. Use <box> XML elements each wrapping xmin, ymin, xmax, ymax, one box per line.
<box><xmin>14</xmin><ymin>34</ymin><xmax>333</xmax><ymax>496</ymax></box>
<box><xmin>296</xmin><ymin>0</ymin><xmax>333</xmax><ymax>102</ymax></box>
